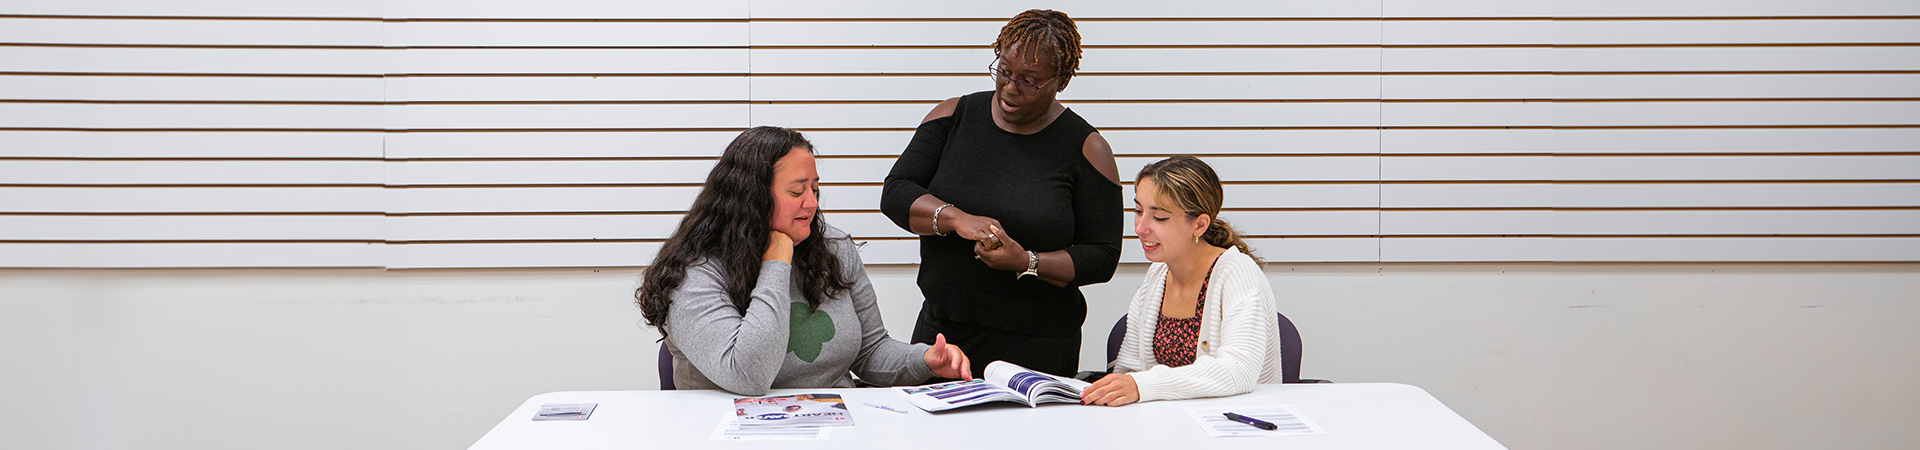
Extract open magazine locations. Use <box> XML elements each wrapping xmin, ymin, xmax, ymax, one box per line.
<box><xmin>896</xmin><ymin>361</ymin><xmax>1091</xmax><ymax>412</ymax></box>
<box><xmin>732</xmin><ymin>393</ymin><xmax>854</xmax><ymax>428</ymax></box>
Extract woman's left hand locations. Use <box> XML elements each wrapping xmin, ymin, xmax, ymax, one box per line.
<box><xmin>1080</xmin><ymin>373</ymin><xmax>1139</xmax><ymax>407</ymax></box>
<box><xmin>972</xmin><ymin>225</ymin><xmax>1027</xmax><ymax>272</ymax></box>
<box><xmin>923</xmin><ymin>333</ymin><xmax>972</xmax><ymax>380</ymax></box>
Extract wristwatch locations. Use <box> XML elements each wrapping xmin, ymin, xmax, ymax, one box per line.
<box><xmin>1017</xmin><ymin>251</ymin><xmax>1039</xmax><ymax>279</ymax></box>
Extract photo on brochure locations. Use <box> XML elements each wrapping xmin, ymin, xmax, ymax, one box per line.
<box><xmin>896</xmin><ymin>360</ymin><xmax>1091</xmax><ymax>412</ymax></box>
<box><xmin>732</xmin><ymin>393</ymin><xmax>854</xmax><ymax>428</ymax></box>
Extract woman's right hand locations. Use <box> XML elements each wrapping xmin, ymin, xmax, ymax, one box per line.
<box><xmin>763</xmin><ymin>230</ymin><xmax>795</xmax><ymax>263</ymax></box>
<box><xmin>946</xmin><ymin>211</ymin><xmax>1005</xmax><ymax>251</ymax></box>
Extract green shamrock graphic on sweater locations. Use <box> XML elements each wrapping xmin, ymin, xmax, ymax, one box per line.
<box><xmin>787</xmin><ymin>301</ymin><xmax>835</xmax><ymax>363</ymax></box>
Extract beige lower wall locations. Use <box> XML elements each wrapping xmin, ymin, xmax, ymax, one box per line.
<box><xmin>1</xmin><ymin>263</ymin><xmax>1915</xmax><ymax>450</ymax></box>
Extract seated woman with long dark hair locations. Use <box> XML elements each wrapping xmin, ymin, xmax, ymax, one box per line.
<box><xmin>635</xmin><ymin>126</ymin><xmax>970</xmax><ymax>395</ymax></box>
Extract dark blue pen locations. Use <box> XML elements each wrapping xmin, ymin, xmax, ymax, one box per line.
<box><xmin>1223</xmin><ymin>412</ymin><xmax>1277</xmax><ymax>430</ymax></box>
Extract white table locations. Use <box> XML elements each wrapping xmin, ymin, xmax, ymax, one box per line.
<box><xmin>468</xmin><ymin>383</ymin><xmax>1507</xmax><ymax>450</ymax></box>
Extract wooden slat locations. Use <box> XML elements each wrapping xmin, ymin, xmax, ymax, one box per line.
<box><xmin>0</xmin><ymin>1</ymin><xmax>380</xmax><ymax>17</ymax></box>
<box><xmin>385</xmin><ymin>0</ymin><xmax>746</xmax><ymax>19</ymax></box>
<box><xmin>0</xmin><ymin>103</ymin><xmax>381</xmax><ymax>129</ymax></box>
<box><xmin>1381</xmin><ymin>0</ymin><xmax>1546</xmax><ymax>18</ymax></box>
<box><xmin>0</xmin><ymin>215</ymin><xmax>382</xmax><ymax>240</ymax></box>
<box><xmin>1128</xmin><ymin>184</ymin><xmax>1383</xmax><ymax>209</ymax></box>
<box><xmin>745</xmin><ymin>20</ymin><xmax>1382</xmax><ymax>47</ymax></box>
<box><xmin>747</xmin><ymin>48</ymin><xmax>1382</xmax><ymax>74</ymax></box>
<box><xmin>388</xmin><ymin>104</ymin><xmax>745</xmax><ymax>130</ymax></box>
<box><xmin>0</xmin><ymin>75</ymin><xmax>382</xmax><ymax>101</ymax></box>
<box><xmin>1390</xmin><ymin>102</ymin><xmax>1920</xmax><ymax>128</ymax></box>
<box><xmin>388</xmin><ymin>241</ymin><xmax>659</xmax><ymax>268</ymax></box>
<box><xmin>1379</xmin><ymin>237</ymin><xmax>1550</xmax><ymax>262</ymax></box>
<box><xmin>1555</xmin><ymin>74</ymin><xmax>1920</xmax><ymax>100</ymax></box>
<box><xmin>1385</xmin><ymin>235</ymin><xmax>1920</xmax><ymax>262</ymax></box>
<box><xmin>390</xmin><ymin>186</ymin><xmax>705</xmax><ymax>213</ymax></box>
<box><xmin>1548</xmin><ymin>128</ymin><xmax>1920</xmax><ymax>154</ymax></box>
<box><xmin>1381</xmin><ymin>128</ymin><xmax>1920</xmax><ymax>155</ymax></box>
<box><xmin>750</xmin><ymin>102</ymin><xmax>1380</xmax><ymax>129</ymax></box>
<box><xmin>739</xmin><ymin>129</ymin><xmax>1381</xmax><ymax>157</ymax></box>
<box><xmin>1553</xmin><ymin>1</ymin><xmax>1920</xmax><ymax>18</ymax></box>
<box><xmin>0</xmin><ymin>242</ymin><xmax>383</xmax><ymax>268</ymax></box>
<box><xmin>395</xmin><ymin>212</ymin><xmax>910</xmax><ymax>241</ymax></box>
<box><xmin>1382</xmin><ymin>156</ymin><xmax>1920</xmax><ymax>181</ymax></box>
<box><xmin>1381</xmin><ymin>102</ymin><xmax>1552</xmax><ymax>127</ymax></box>
<box><xmin>746</xmin><ymin>1</ymin><xmax>1381</xmax><ymax>19</ymax></box>
<box><xmin>387</xmin><ymin>76</ymin><xmax>747</xmax><ymax>102</ymax></box>
<box><xmin>1558</xmin><ymin>101</ymin><xmax>1920</xmax><ymax>127</ymax></box>
<box><xmin>1382</xmin><ymin>183</ymin><xmax>1920</xmax><ymax>208</ymax></box>
<box><xmin>385</xmin><ymin>131</ymin><xmax>741</xmax><ymax>159</ymax></box>
<box><xmin>1550</xmin><ymin>237</ymin><xmax>1920</xmax><ymax>262</ymax></box>
<box><xmin>385</xmin><ymin>21</ymin><xmax>745</xmax><ymax>47</ymax></box>
<box><xmin>1554</xmin><ymin>19</ymin><xmax>1920</xmax><ymax>45</ymax></box>
<box><xmin>1381</xmin><ymin>129</ymin><xmax>1548</xmax><ymax>154</ymax></box>
<box><xmin>1099</xmin><ymin>129</ymin><xmax>1381</xmax><ymax>155</ymax></box>
<box><xmin>1382</xmin><ymin>20</ymin><xmax>1547</xmax><ymax>45</ymax></box>
<box><xmin>750</xmin><ymin>75</ymin><xmax>1380</xmax><ymax>101</ymax></box>
<box><xmin>0</xmin><ymin>17</ymin><xmax>381</xmax><ymax>46</ymax></box>
<box><xmin>385</xmin><ymin>183</ymin><xmax>1380</xmax><ymax>216</ymax></box>
<box><xmin>0</xmin><ymin>47</ymin><xmax>382</xmax><ymax>75</ymax></box>
<box><xmin>1556</xmin><ymin>47</ymin><xmax>1920</xmax><ymax>72</ymax></box>
<box><xmin>387</xmin><ymin>158</ymin><xmax>891</xmax><ymax>186</ymax></box>
<box><xmin>1117</xmin><ymin>156</ymin><xmax>1378</xmax><ymax>183</ymax></box>
<box><xmin>394</xmin><ymin>48</ymin><xmax>746</xmax><ymax>74</ymax></box>
<box><xmin>1122</xmin><ymin>237</ymin><xmax>1381</xmax><ymax>263</ymax></box>
<box><xmin>1383</xmin><ymin>210</ymin><xmax>1920</xmax><ymax>235</ymax></box>
<box><xmin>0</xmin><ymin>131</ymin><xmax>383</xmax><ymax>158</ymax></box>
<box><xmin>0</xmin><ymin>160</ymin><xmax>380</xmax><ymax>185</ymax></box>
<box><xmin>0</xmin><ymin>187</ymin><xmax>380</xmax><ymax>213</ymax></box>
<box><xmin>1383</xmin><ymin>48</ymin><xmax>1548</xmax><ymax>72</ymax></box>
<box><xmin>1155</xmin><ymin>210</ymin><xmax>1380</xmax><ymax>236</ymax></box>
<box><xmin>1381</xmin><ymin>75</ymin><xmax>1550</xmax><ymax>99</ymax></box>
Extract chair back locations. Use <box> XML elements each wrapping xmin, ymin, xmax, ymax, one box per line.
<box><xmin>1104</xmin><ymin>312</ymin><xmax>1305</xmax><ymax>383</ymax></box>
<box><xmin>658</xmin><ymin>342</ymin><xmax>676</xmax><ymax>390</ymax></box>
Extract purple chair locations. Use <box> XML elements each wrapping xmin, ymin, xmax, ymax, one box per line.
<box><xmin>1103</xmin><ymin>312</ymin><xmax>1325</xmax><ymax>384</ymax></box>
<box><xmin>658</xmin><ymin>342</ymin><xmax>675</xmax><ymax>390</ymax></box>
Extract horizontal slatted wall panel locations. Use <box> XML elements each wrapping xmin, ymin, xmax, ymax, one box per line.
<box><xmin>0</xmin><ymin>10</ymin><xmax>388</xmax><ymax>267</ymax></box>
<box><xmin>381</xmin><ymin>2</ymin><xmax>750</xmax><ymax>268</ymax></box>
<box><xmin>747</xmin><ymin>0</ymin><xmax>1386</xmax><ymax>264</ymax></box>
<box><xmin>1378</xmin><ymin>0</ymin><xmax>1920</xmax><ymax>262</ymax></box>
<box><xmin>5</xmin><ymin>0</ymin><xmax>1916</xmax><ymax>268</ymax></box>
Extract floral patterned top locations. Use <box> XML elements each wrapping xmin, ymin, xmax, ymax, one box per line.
<box><xmin>1151</xmin><ymin>260</ymin><xmax>1218</xmax><ymax>368</ymax></box>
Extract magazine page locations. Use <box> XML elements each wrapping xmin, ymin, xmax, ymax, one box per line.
<box><xmin>983</xmin><ymin>361</ymin><xmax>1091</xmax><ymax>405</ymax></box>
<box><xmin>732</xmin><ymin>393</ymin><xmax>854</xmax><ymax>428</ymax></box>
<box><xmin>895</xmin><ymin>378</ymin><xmax>1026</xmax><ymax>412</ymax></box>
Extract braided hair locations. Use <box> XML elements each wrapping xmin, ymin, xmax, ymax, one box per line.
<box><xmin>992</xmin><ymin>9</ymin><xmax>1082</xmax><ymax>86</ymax></box>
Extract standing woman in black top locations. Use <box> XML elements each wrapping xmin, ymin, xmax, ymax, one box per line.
<box><xmin>881</xmin><ymin>9</ymin><xmax>1123</xmax><ymax>377</ymax></box>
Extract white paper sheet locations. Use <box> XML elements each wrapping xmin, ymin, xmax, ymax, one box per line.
<box><xmin>1184</xmin><ymin>405</ymin><xmax>1327</xmax><ymax>437</ymax></box>
<box><xmin>709</xmin><ymin>412</ymin><xmax>833</xmax><ymax>441</ymax></box>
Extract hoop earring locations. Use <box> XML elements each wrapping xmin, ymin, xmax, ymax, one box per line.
<box><xmin>1194</xmin><ymin>235</ymin><xmax>1201</xmax><ymax>244</ymax></box>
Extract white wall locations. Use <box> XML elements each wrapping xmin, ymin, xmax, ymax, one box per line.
<box><xmin>3</xmin><ymin>264</ymin><xmax>1917</xmax><ymax>450</ymax></box>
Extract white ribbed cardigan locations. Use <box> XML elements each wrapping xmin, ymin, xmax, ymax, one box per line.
<box><xmin>1113</xmin><ymin>248</ymin><xmax>1284</xmax><ymax>402</ymax></box>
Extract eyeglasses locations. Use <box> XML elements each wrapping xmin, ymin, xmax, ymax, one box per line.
<box><xmin>988</xmin><ymin>61</ymin><xmax>1057</xmax><ymax>91</ymax></box>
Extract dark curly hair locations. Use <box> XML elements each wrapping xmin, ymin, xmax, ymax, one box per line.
<box><xmin>635</xmin><ymin>126</ymin><xmax>851</xmax><ymax>340</ymax></box>
<box><xmin>993</xmin><ymin>9</ymin><xmax>1082</xmax><ymax>86</ymax></box>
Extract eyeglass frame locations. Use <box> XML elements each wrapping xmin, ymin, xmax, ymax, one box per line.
<box><xmin>987</xmin><ymin>60</ymin><xmax>1060</xmax><ymax>92</ymax></box>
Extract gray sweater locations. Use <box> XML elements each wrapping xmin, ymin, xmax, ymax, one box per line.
<box><xmin>662</xmin><ymin>225</ymin><xmax>934</xmax><ymax>395</ymax></box>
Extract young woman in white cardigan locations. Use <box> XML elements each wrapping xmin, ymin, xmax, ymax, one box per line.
<box><xmin>1081</xmin><ymin>155</ymin><xmax>1285</xmax><ymax>406</ymax></box>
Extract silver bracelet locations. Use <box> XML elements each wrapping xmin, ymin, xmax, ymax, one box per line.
<box><xmin>931</xmin><ymin>203</ymin><xmax>954</xmax><ymax>236</ymax></box>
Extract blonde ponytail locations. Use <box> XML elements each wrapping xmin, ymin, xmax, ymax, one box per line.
<box><xmin>1203</xmin><ymin>217</ymin><xmax>1262</xmax><ymax>265</ymax></box>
